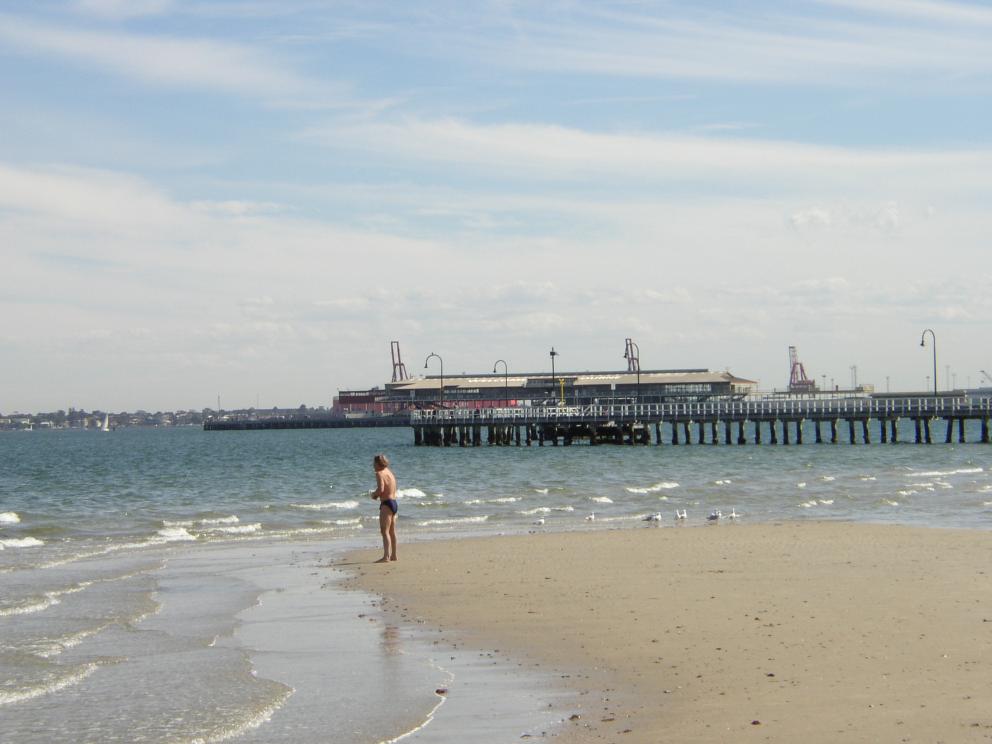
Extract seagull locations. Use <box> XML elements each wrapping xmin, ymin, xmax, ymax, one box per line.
<box><xmin>728</xmin><ymin>508</ymin><xmax>740</xmax><ymax>520</ymax></box>
<box><xmin>707</xmin><ymin>510</ymin><xmax>722</xmax><ymax>522</ymax></box>
<box><xmin>533</xmin><ymin>517</ymin><xmax>545</xmax><ymax>526</ymax></box>
<box><xmin>643</xmin><ymin>512</ymin><xmax>662</xmax><ymax>522</ymax></box>
<box><xmin>584</xmin><ymin>513</ymin><xmax>596</xmax><ymax>522</ymax></box>
<box><xmin>675</xmin><ymin>509</ymin><xmax>688</xmax><ymax>521</ymax></box>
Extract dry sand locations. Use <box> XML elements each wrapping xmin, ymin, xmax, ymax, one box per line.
<box><xmin>341</xmin><ymin>522</ymin><xmax>992</xmax><ymax>743</ymax></box>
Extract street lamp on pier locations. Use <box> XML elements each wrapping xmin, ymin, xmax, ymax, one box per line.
<box><xmin>920</xmin><ymin>329</ymin><xmax>937</xmax><ymax>397</ymax></box>
<box><xmin>549</xmin><ymin>347</ymin><xmax>559</xmax><ymax>407</ymax></box>
<box><xmin>493</xmin><ymin>359</ymin><xmax>509</xmax><ymax>408</ymax></box>
<box><xmin>424</xmin><ymin>353</ymin><xmax>444</xmax><ymax>408</ymax></box>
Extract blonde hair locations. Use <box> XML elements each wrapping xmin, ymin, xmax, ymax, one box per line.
<box><xmin>373</xmin><ymin>454</ymin><xmax>389</xmax><ymax>469</ymax></box>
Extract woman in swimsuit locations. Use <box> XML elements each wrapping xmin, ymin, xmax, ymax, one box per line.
<box><xmin>370</xmin><ymin>454</ymin><xmax>398</xmax><ymax>562</ymax></box>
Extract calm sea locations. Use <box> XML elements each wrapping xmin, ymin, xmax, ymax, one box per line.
<box><xmin>1</xmin><ymin>425</ymin><xmax>989</xmax><ymax>742</ymax></box>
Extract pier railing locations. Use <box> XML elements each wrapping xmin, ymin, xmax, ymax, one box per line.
<box><xmin>410</xmin><ymin>396</ymin><xmax>992</xmax><ymax>426</ymax></box>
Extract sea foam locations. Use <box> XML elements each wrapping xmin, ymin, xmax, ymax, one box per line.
<box><xmin>201</xmin><ymin>523</ymin><xmax>261</xmax><ymax>535</ymax></box>
<box><xmin>199</xmin><ymin>516</ymin><xmax>240</xmax><ymax>525</ymax></box>
<box><xmin>0</xmin><ymin>537</ymin><xmax>44</xmax><ymax>549</ymax></box>
<box><xmin>911</xmin><ymin>467</ymin><xmax>983</xmax><ymax>477</ymax></box>
<box><xmin>0</xmin><ymin>512</ymin><xmax>20</xmax><ymax>524</ymax></box>
<box><xmin>416</xmin><ymin>516</ymin><xmax>489</xmax><ymax>527</ymax></box>
<box><xmin>156</xmin><ymin>527</ymin><xmax>197</xmax><ymax>542</ymax></box>
<box><xmin>0</xmin><ymin>662</ymin><xmax>102</xmax><ymax>706</ymax></box>
<box><xmin>625</xmin><ymin>482</ymin><xmax>679</xmax><ymax>494</ymax></box>
<box><xmin>397</xmin><ymin>488</ymin><xmax>427</xmax><ymax>499</ymax></box>
<box><xmin>290</xmin><ymin>500</ymin><xmax>359</xmax><ymax>511</ymax></box>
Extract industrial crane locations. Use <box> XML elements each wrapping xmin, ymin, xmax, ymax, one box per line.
<box><xmin>788</xmin><ymin>346</ymin><xmax>816</xmax><ymax>394</ymax></box>
<box><xmin>981</xmin><ymin>370</ymin><xmax>992</xmax><ymax>385</ymax></box>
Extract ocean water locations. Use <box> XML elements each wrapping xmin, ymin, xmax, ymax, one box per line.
<box><xmin>1</xmin><ymin>425</ymin><xmax>989</xmax><ymax>742</ymax></box>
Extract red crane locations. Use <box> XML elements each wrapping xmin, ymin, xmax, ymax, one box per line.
<box><xmin>788</xmin><ymin>345</ymin><xmax>816</xmax><ymax>393</ymax></box>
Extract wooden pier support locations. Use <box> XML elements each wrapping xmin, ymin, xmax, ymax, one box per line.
<box><xmin>914</xmin><ymin>418</ymin><xmax>922</xmax><ymax>444</ymax></box>
<box><xmin>737</xmin><ymin>420</ymin><xmax>746</xmax><ymax>445</ymax></box>
<box><xmin>655</xmin><ymin>422</ymin><xmax>662</xmax><ymax>445</ymax></box>
<box><xmin>830</xmin><ymin>419</ymin><xmax>838</xmax><ymax>444</ymax></box>
<box><xmin>795</xmin><ymin>419</ymin><xmax>803</xmax><ymax>445</ymax></box>
<box><xmin>890</xmin><ymin>419</ymin><xmax>898</xmax><ymax>443</ymax></box>
<box><xmin>672</xmin><ymin>422</ymin><xmax>680</xmax><ymax>445</ymax></box>
<box><xmin>724</xmin><ymin>421</ymin><xmax>732</xmax><ymax>445</ymax></box>
<box><xmin>945</xmin><ymin>418</ymin><xmax>954</xmax><ymax>444</ymax></box>
<box><xmin>982</xmin><ymin>418</ymin><xmax>990</xmax><ymax>443</ymax></box>
<box><xmin>682</xmin><ymin>421</ymin><xmax>691</xmax><ymax>445</ymax></box>
<box><xmin>754</xmin><ymin>421</ymin><xmax>761</xmax><ymax>444</ymax></box>
<box><xmin>770</xmin><ymin>420</ymin><xmax>778</xmax><ymax>445</ymax></box>
<box><xmin>958</xmin><ymin>418</ymin><xmax>966</xmax><ymax>443</ymax></box>
<box><xmin>814</xmin><ymin>420</ymin><xmax>822</xmax><ymax>444</ymax></box>
<box><xmin>880</xmin><ymin>419</ymin><xmax>887</xmax><ymax>444</ymax></box>
<box><xmin>782</xmin><ymin>420</ymin><xmax>790</xmax><ymax>445</ymax></box>
<box><xmin>848</xmin><ymin>419</ymin><xmax>856</xmax><ymax>444</ymax></box>
<box><xmin>697</xmin><ymin>420</ymin><xmax>705</xmax><ymax>444</ymax></box>
<box><xmin>924</xmin><ymin>418</ymin><xmax>932</xmax><ymax>444</ymax></box>
<box><xmin>861</xmin><ymin>419</ymin><xmax>870</xmax><ymax>445</ymax></box>
<box><xmin>710</xmin><ymin>421</ymin><xmax>718</xmax><ymax>445</ymax></box>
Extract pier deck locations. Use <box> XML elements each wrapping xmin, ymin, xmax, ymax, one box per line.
<box><xmin>410</xmin><ymin>396</ymin><xmax>992</xmax><ymax>446</ymax></box>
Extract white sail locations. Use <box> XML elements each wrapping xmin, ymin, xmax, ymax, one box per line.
<box><xmin>102</xmin><ymin>414</ymin><xmax>110</xmax><ymax>432</ymax></box>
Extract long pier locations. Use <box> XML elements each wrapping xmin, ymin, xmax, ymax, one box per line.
<box><xmin>410</xmin><ymin>397</ymin><xmax>992</xmax><ymax>446</ymax></box>
<box><xmin>204</xmin><ymin>415</ymin><xmax>409</xmax><ymax>431</ymax></box>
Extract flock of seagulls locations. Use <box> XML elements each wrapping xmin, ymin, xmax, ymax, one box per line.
<box><xmin>533</xmin><ymin>508</ymin><xmax>741</xmax><ymax>527</ymax></box>
<box><xmin>706</xmin><ymin>508</ymin><xmax>740</xmax><ymax>521</ymax></box>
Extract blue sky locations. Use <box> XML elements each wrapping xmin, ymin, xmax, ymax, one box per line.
<box><xmin>2</xmin><ymin>0</ymin><xmax>991</xmax><ymax>411</ymax></box>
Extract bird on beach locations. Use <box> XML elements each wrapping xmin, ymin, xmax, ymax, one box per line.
<box><xmin>534</xmin><ymin>517</ymin><xmax>545</xmax><ymax>526</ymax></box>
<box><xmin>707</xmin><ymin>510</ymin><xmax>722</xmax><ymax>522</ymax></box>
<box><xmin>643</xmin><ymin>512</ymin><xmax>662</xmax><ymax>522</ymax></box>
<box><xmin>728</xmin><ymin>508</ymin><xmax>740</xmax><ymax>520</ymax></box>
<box><xmin>585</xmin><ymin>513</ymin><xmax>596</xmax><ymax>522</ymax></box>
<box><xmin>675</xmin><ymin>509</ymin><xmax>687</xmax><ymax>521</ymax></box>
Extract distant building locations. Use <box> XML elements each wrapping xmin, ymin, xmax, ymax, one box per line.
<box><xmin>334</xmin><ymin>369</ymin><xmax>757</xmax><ymax>414</ymax></box>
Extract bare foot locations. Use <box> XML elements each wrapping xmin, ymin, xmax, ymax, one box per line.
<box><xmin>390</xmin><ymin>556</ymin><xmax>398</xmax><ymax>562</ymax></box>
<box><xmin>375</xmin><ymin>557</ymin><xmax>389</xmax><ymax>563</ymax></box>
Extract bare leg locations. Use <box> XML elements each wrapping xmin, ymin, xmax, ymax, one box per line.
<box><xmin>377</xmin><ymin>507</ymin><xmax>392</xmax><ymax>562</ymax></box>
<box><xmin>388</xmin><ymin>516</ymin><xmax>398</xmax><ymax>561</ymax></box>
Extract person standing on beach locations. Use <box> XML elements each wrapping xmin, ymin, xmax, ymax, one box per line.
<box><xmin>370</xmin><ymin>454</ymin><xmax>398</xmax><ymax>562</ymax></box>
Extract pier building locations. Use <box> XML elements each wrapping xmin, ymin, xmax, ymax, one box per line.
<box><xmin>336</xmin><ymin>368</ymin><xmax>758</xmax><ymax>415</ymax></box>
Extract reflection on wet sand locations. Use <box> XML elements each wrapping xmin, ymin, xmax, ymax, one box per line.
<box><xmin>381</xmin><ymin>624</ymin><xmax>402</xmax><ymax>656</ymax></box>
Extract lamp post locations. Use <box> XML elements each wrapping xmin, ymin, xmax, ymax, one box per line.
<box><xmin>493</xmin><ymin>359</ymin><xmax>509</xmax><ymax>408</ymax></box>
<box><xmin>623</xmin><ymin>340</ymin><xmax>641</xmax><ymax>410</ymax></box>
<box><xmin>920</xmin><ymin>329</ymin><xmax>937</xmax><ymax>397</ymax></box>
<box><xmin>549</xmin><ymin>347</ymin><xmax>558</xmax><ymax>407</ymax></box>
<box><xmin>424</xmin><ymin>352</ymin><xmax>443</xmax><ymax>408</ymax></box>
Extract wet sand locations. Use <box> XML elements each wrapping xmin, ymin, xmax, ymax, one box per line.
<box><xmin>343</xmin><ymin>522</ymin><xmax>992</xmax><ymax>743</ymax></box>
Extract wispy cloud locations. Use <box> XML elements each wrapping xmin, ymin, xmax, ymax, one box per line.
<box><xmin>817</xmin><ymin>0</ymin><xmax>992</xmax><ymax>27</ymax></box>
<box><xmin>400</xmin><ymin>2</ymin><xmax>992</xmax><ymax>86</ymax></box>
<box><xmin>304</xmin><ymin>116</ymin><xmax>992</xmax><ymax>198</ymax></box>
<box><xmin>0</xmin><ymin>13</ymin><xmax>336</xmax><ymax>104</ymax></box>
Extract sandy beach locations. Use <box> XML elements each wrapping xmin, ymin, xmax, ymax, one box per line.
<box><xmin>343</xmin><ymin>522</ymin><xmax>992</xmax><ymax>743</ymax></box>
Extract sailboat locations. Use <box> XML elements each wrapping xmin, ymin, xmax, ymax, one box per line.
<box><xmin>102</xmin><ymin>414</ymin><xmax>111</xmax><ymax>433</ymax></box>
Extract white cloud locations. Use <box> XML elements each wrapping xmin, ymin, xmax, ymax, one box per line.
<box><xmin>818</xmin><ymin>0</ymin><xmax>992</xmax><ymax>27</ymax></box>
<box><xmin>0</xmin><ymin>13</ymin><xmax>324</xmax><ymax>101</ymax></box>
<box><xmin>2</xmin><ymin>157</ymin><xmax>990</xmax><ymax>410</ymax></box>
<box><xmin>411</xmin><ymin>3</ymin><xmax>992</xmax><ymax>86</ymax></box>
<box><xmin>305</xmin><ymin>117</ymin><xmax>992</xmax><ymax>198</ymax></box>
